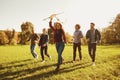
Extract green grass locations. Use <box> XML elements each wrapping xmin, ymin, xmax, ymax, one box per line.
<box><xmin>0</xmin><ymin>45</ymin><xmax>120</xmax><ymax>80</ymax></box>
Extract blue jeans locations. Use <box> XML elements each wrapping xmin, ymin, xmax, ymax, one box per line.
<box><xmin>56</xmin><ymin>42</ymin><xmax>65</xmax><ymax>66</ymax></box>
<box><xmin>30</xmin><ymin>44</ymin><xmax>38</xmax><ymax>59</ymax></box>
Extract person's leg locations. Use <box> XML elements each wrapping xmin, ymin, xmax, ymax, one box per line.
<box><xmin>40</xmin><ymin>47</ymin><xmax>44</xmax><ymax>61</ymax></box>
<box><xmin>56</xmin><ymin>43</ymin><xmax>59</xmax><ymax>53</ymax></box>
<box><xmin>88</xmin><ymin>43</ymin><xmax>92</xmax><ymax>59</ymax></box>
<box><xmin>73</xmin><ymin>43</ymin><xmax>77</xmax><ymax>61</ymax></box>
<box><xmin>92</xmin><ymin>43</ymin><xmax>96</xmax><ymax>62</ymax></box>
<box><xmin>44</xmin><ymin>46</ymin><xmax>50</xmax><ymax>57</ymax></box>
<box><xmin>55</xmin><ymin>43</ymin><xmax>60</xmax><ymax>70</ymax></box>
<box><xmin>78</xmin><ymin>43</ymin><xmax>82</xmax><ymax>60</ymax></box>
<box><xmin>58</xmin><ymin>42</ymin><xmax>65</xmax><ymax>64</ymax></box>
<box><xmin>56</xmin><ymin>42</ymin><xmax>65</xmax><ymax>70</ymax></box>
<box><xmin>30</xmin><ymin>44</ymin><xmax>38</xmax><ymax>59</ymax></box>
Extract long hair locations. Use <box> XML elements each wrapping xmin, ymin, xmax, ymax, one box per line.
<box><xmin>31</xmin><ymin>27</ymin><xmax>34</xmax><ymax>33</ymax></box>
<box><xmin>54</xmin><ymin>22</ymin><xmax>63</xmax><ymax>29</ymax></box>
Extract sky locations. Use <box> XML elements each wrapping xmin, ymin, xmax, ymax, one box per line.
<box><xmin>0</xmin><ymin>0</ymin><xmax>120</xmax><ymax>35</ymax></box>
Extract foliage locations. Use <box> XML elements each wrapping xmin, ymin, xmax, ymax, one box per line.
<box><xmin>20</xmin><ymin>22</ymin><xmax>34</xmax><ymax>44</ymax></box>
<box><xmin>0</xmin><ymin>29</ymin><xmax>18</xmax><ymax>45</ymax></box>
<box><xmin>66</xmin><ymin>32</ymin><xmax>73</xmax><ymax>43</ymax></box>
<box><xmin>48</xmin><ymin>28</ymin><xmax>54</xmax><ymax>44</ymax></box>
<box><xmin>5</xmin><ymin>29</ymin><xmax>17</xmax><ymax>45</ymax></box>
<box><xmin>102</xmin><ymin>13</ymin><xmax>120</xmax><ymax>44</ymax></box>
<box><xmin>0</xmin><ymin>31</ymin><xmax>9</xmax><ymax>45</ymax></box>
<box><xmin>81</xmin><ymin>36</ymin><xmax>87</xmax><ymax>45</ymax></box>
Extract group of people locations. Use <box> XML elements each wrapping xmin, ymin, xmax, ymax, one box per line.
<box><xmin>29</xmin><ymin>28</ymin><xmax>52</xmax><ymax>63</ymax></box>
<box><xmin>28</xmin><ymin>17</ymin><xmax>101</xmax><ymax>71</ymax></box>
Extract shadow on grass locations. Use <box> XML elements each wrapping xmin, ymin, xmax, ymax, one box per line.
<box><xmin>0</xmin><ymin>59</ymin><xmax>43</xmax><ymax>80</ymax></box>
<box><xmin>19</xmin><ymin>62</ymin><xmax>91</xmax><ymax>80</ymax></box>
<box><xmin>1</xmin><ymin>59</ymin><xmax>33</xmax><ymax>64</ymax></box>
<box><xmin>0</xmin><ymin>59</ymin><xmax>90</xmax><ymax>80</ymax></box>
<box><xmin>2</xmin><ymin>54</ymin><xmax>119</xmax><ymax>80</ymax></box>
<box><xmin>19</xmin><ymin>54</ymin><xmax>120</xmax><ymax>80</ymax></box>
<box><xmin>0</xmin><ymin>59</ymin><xmax>33</xmax><ymax>70</ymax></box>
<box><xmin>0</xmin><ymin>59</ymin><xmax>55</xmax><ymax>80</ymax></box>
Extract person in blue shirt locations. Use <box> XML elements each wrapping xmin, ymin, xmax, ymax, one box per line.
<box><xmin>73</xmin><ymin>24</ymin><xmax>83</xmax><ymax>62</ymax></box>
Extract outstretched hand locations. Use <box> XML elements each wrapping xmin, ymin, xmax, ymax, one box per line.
<box><xmin>50</xmin><ymin>14</ymin><xmax>57</xmax><ymax>21</ymax></box>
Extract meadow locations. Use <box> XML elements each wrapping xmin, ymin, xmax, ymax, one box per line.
<box><xmin>0</xmin><ymin>44</ymin><xmax>120</xmax><ymax>80</ymax></box>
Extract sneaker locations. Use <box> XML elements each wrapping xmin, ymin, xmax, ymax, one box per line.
<box><xmin>92</xmin><ymin>62</ymin><xmax>95</xmax><ymax>66</ymax></box>
<box><xmin>72</xmin><ymin>60</ymin><xmax>75</xmax><ymax>63</ymax></box>
<box><xmin>34</xmin><ymin>55</ymin><xmax>38</xmax><ymax>61</ymax></box>
<box><xmin>41</xmin><ymin>60</ymin><xmax>45</xmax><ymax>63</ymax></box>
<box><xmin>49</xmin><ymin>56</ymin><xmax>52</xmax><ymax>60</ymax></box>
<box><xmin>55</xmin><ymin>66</ymin><xmax>60</xmax><ymax>72</ymax></box>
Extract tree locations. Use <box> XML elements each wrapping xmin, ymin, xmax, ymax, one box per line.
<box><xmin>5</xmin><ymin>29</ymin><xmax>16</xmax><ymax>45</ymax></box>
<box><xmin>66</xmin><ymin>32</ymin><xmax>73</xmax><ymax>44</ymax></box>
<box><xmin>20</xmin><ymin>22</ymin><xmax>34</xmax><ymax>44</ymax></box>
<box><xmin>102</xmin><ymin>13</ymin><xmax>120</xmax><ymax>44</ymax></box>
<box><xmin>48</xmin><ymin>28</ymin><xmax>54</xmax><ymax>44</ymax></box>
<box><xmin>0</xmin><ymin>31</ymin><xmax>9</xmax><ymax>45</ymax></box>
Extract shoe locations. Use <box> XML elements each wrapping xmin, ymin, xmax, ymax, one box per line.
<box><xmin>92</xmin><ymin>62</ymin><xmax>95</xmax><ymax>66</ymax></box>
<box><xmin>72</xmin><ymin>60</ymin><xmax>76</xmax><ymax>64</ymax></box>
<box><xmin>73</xmin><ymin>60</ymin><xmax>75</xmax><ymax>63</ymax></box>
<box><xmin>34</xmin><ymin>55</ymin><xmax>38</xmax><ymax>61</ymax></box>
<box><xmin>49</xmin><ymin>56</ymin><xmax>52</xmax><ymax>60</ymax></box>
<box><xmin>80</xmin><ymin>58</ymin><xmax>82</xmax><ymax>61</ymax></box>
<box><xmin>41</xmin><ymin>60</ymin><xmax>45</xmax><ymax>63</ymax></box>
<box><xmin>55</xmin><ymin>66</ymin><xmax>60</xmax><ymax>72</ymax></box>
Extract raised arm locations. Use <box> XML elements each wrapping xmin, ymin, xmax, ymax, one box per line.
<box><xmin>49</xmin><ymin>18</ymin><xmax>55</xmax><ymax>31</ymax></box>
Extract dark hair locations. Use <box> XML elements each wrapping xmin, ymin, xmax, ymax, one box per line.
<box><xmin>75</xmin><ymin>24</ymin><xmax>80</xmax><ymax>29</ymax></box>
<box><xmin>54</xmin><ymin>22</ymin><xmax>62</xmax><ymax>29</ymax></box>
<box><xmin>90</xmin><ymin>22</ymin><xmax>95</xmax><ymax>26</ymax></box>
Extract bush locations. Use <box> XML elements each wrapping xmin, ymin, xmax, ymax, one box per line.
<box><xmin>0</xmin><ymin>31</ymin><xmax>9</xmax><ymax>45</ymax></box>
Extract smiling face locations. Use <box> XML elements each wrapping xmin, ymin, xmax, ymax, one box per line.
<box><xmin>54</xmin><ymin>22</ymin><xmax>62</xmax><ymax>30</ymax></box>
<box><xmin>90</xmin><ymin>23</ymin><xmax>95</xmax><ymax>30</ymax></box>
<box><xmin>75</xmin><ymin>24</ymin><xmax>80</xmax><ymax>31</ymax></box>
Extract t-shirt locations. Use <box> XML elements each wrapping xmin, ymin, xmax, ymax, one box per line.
<box><xmin>90</xmin><ymin>29</ymin><xmax>96</xmax><ymax>43</ymax></box>
<box><xmin>73</xmin><ymin>30</ymin><xmax>83</xmax><ymax>43</ymax></box>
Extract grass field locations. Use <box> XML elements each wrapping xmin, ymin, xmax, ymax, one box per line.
<box><xmin>0</xmin><ymin>44</ymin><xmax>120</xmax><ymax>80</ymax></box>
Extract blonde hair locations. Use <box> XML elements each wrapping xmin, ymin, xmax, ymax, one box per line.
<box><xmin>43</xmin><ymin>28</ymin><xmax>48</xmax><ymax>33</ymax></box>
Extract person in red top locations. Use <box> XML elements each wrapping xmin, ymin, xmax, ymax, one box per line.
<box><xmin>49</xmin><ymin>17</ymin><xmax>66</xmax><ymax>71</ymax></box>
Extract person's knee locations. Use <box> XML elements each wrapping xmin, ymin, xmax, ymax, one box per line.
<box><xmin>31</xmin><ymin>50</ymin><xmax>34</xmax><ymax>53</ymax></box>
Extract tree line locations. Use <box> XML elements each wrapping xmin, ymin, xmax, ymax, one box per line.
<box><xmin>0</xmin><ymin>14</ymin><xmax>120</xmax><ymax>45</ymax></box>
<box><xmin>101</xmin><ymin>13</ymin><xmax>120</xmax><ymax>44</ymax></box>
